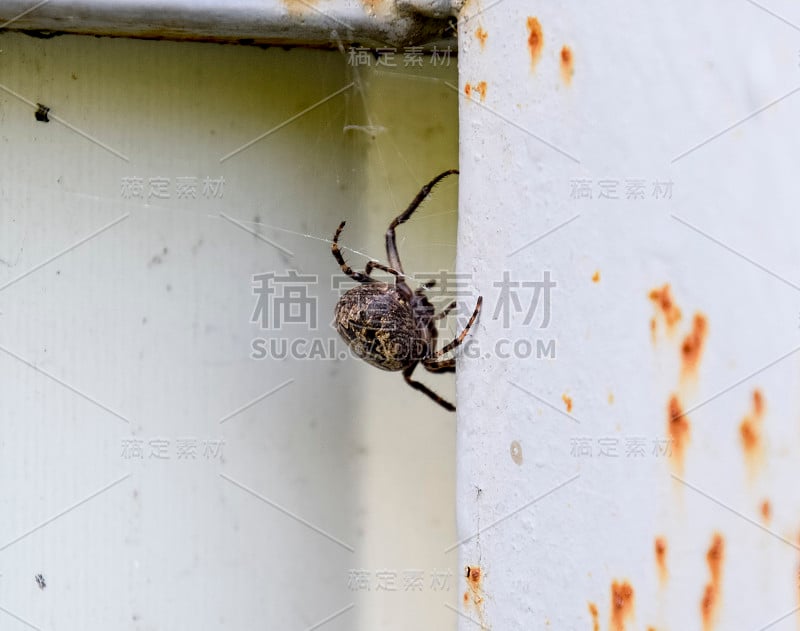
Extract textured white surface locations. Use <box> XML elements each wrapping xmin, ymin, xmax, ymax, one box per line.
<box><xmin>0</xmin><ymin>31</ymin><xmax>459</xmax><ymax>630</ymax></box>
<box><xmin>457</xmin><ymin>2</ymin><xmax>800</xmax><ymax>629</ymax></box>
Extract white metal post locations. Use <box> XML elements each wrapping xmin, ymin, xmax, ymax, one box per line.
<box><xmin>457</xmin><ymin>2</ymin><xmax>800</xmax><ymax>629</ymax></box>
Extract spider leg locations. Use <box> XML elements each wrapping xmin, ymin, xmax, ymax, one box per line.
<box><xmin>433</xmin><ymin>300</ymin><xmax>457</xmax><ymax>321</ymax></box>
<box><xmin>403</xmin><ymin>363</ymin><xmax>456</xmax><ymax>412</ymax></box>
<box><xmin>422</xmin><ymin>358</ymin><xmax>455</xmax><ymax>373</ymax></box>
<box><xmin>331</xmin><ymin>221</ymin><xmax>374</xmax><ymax>283</ymax></box>
<box><xmin>364</xmin><ymin>260</ymin><xmax>405</xmax><ymax>283</ymax></box>
<box><xmin>385</xmin><ymin>169</ymin><xmax>459</xmax><ymax>274</ymax></box>
<box><xmin>432</xmin><ymin>296</ymin><xmax>483</xmax><ymax>358</ymax></box>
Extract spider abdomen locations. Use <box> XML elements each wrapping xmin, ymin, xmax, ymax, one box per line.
<box><xmin>334</xmin><ymin>284</ymin><xmax>427</xmax><ymax>371</ymax></box>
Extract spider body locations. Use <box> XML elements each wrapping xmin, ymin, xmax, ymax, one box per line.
<box><xmin>334</xmin><ymin>283</ymin><xmax>435</xmax><ymax>372</ymax></box>
<box><xmin>331</xmin><ymin>169</ymin><xmax>482</xmax><ymax>411</ymax></box>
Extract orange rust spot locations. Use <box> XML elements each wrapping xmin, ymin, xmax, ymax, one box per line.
<box><xmin>702</xmin><ymin>533</ymin><xmax>725</xmax><ymax>630</ymax></box>
<box><xmin>655</xmin><ymin>536</ymin><xmax>668</xmax><ymax>583</ymax></box>
<box><xmin>740</xmin><ymin>389</ymin><xmax>765</xmax><ymax>473</ymax></box>
<box><xmin>608</xmin><ymin>392</ymin><xmax>614</xmax><ymax>405</ymax></box>
<box><xmin>752</xmin><ymin>388</ymin><xmax>764</xmax><ymax>416</ymax></box>
<box><xmin>588</xmin><ymin>602</ymin><xmax>599</xmax><ymax>631</ymax></box>
<box><xmin>760</xmin><ymin>499</ymin><xmax>771</xmax><ymax>523</ymax></box>
<box><xmin>475</xmin><ymin>26</ymin><xmax>488</xmax><ymax>48</ymax></box>
<box><xmin>681</xmin><ymin>312</ymin><xmax>708</xmax><ymax>376</ymax></box>
<box><xmin>560</xmin><ymin>45</ymin><xmax>574</xmax><ymax>84</ymax></box>
<box><xmin>526</xmin><ymin>17</ymin><xmax>544</xmax><ymax>69</ymax></box>
<box><xmin>668</xmin><ymin>394</ymin><xmax>690</xmax><ymax>472</ymax></box>
<box><xmin>464</xmin><ymin>82</ymin><xmax>487</xmax><ymax>102</ymax></box>
<box><xmin>610</xmin><ymin>580</ymin><xmax>634</xmax><ymax>631</ymax></box>
<box><xmin>592</xmin><ymin>270</ymin><xmax>600</xmax><ymax>283</ymax></box>
<box><xmin>562</xmin><ymin>393</ymin><xmax>573</xmax><ymax>413</ymax></box>
<box><xmin>648</xmin><ymin>284</ymin><xmax>682</xmax><ymax>338</ymax></box>
<box><xmin>464</xmin><ymin>565</ymin><xmax>485</xmax><ymax>624</ymax></box>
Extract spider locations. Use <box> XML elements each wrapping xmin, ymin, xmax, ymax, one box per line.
<box><xmin>331</xmin><ymin>169</ymin><xmax>482</xmax><ymax>412</ymax></box>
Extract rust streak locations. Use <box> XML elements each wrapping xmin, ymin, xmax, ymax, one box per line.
<box><xmin>655</xmin><ymin>536</ymin><xmax>668</xmax><ymax>584</ymax></box>
<box><xmin>560</xmin><ymin>45</ymin><xmax>574</xmax><ymax>85</ymax></box>
<box><xmin>464</xmin><ymin>565</ymin><xmax>486</xmax><ymax>626</ymax></box>
<box><xmin>701</xmin><ymin>533</ymin><xmax>725</xmax><ymax>630</ymax></box>
<box><xmin>592</xmin><ymin>270</ymin><xmax>600</xmax><ymax>283</ymax></box>
<box><xmin>668</xmin><ymin>394</ymin><xmax>690</xmax><ymax>473</ymax></box>
<box><xmin>760</xmin><ymin>499</ymin><xmax>771</xmax><ymax>524</ymax></box>
<box><xmin>740</xmin><ymin>388</ymin><xmax>765</xmax><ymax>475</ymax></box>
<box><xmin>610</xmin><ymin>580</ymin><xmax>634</xmax><ymax>631</ymax></box>
<box><xmin>588</xmin><ymin>601</ymin><xmax>599</xmax><ymax>631</ymax></box>
<box><xmin>526</xmin><ymin>17</ymin><xmax>544</xmax><ymax>69</ymax></box>
<box><xmin>681</xmin><ymin>312</ymin><xmax>708</xmax><ymax>377</ymax></box>
<box><xmin>562</xmin><ymin>393</ymin><xmax>573</xmax><ymax>413</ymax></box>
<box><xmin>648</xmin><ymin>283</ymin><xmax>682</xmax><ymax>339</ymax></box>
<box><xmin>475</xmin><ymin>26</ymin><xmax>488</xmax><ymax>49</ymax></box>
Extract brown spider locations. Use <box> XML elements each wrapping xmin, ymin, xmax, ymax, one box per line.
<box><xmin>331</xmin><ymin>169</ymin><xmax>482</xmax><ymax>411</ymax></box>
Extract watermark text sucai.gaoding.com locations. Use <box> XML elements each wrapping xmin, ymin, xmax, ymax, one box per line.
<box><xmin>249</xmin><ymin>269</ymin><xmax>557</xmax><ymax>361</ymax></box>
<box><xmin>250</xmin><ymin>335</ymin><xmax>557</xmax><ymax>361</ymax></box>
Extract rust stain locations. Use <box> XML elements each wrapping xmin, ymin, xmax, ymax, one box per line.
<box><xmin>464</xmin><ymin>565</ymin><xmax>485</xmax><ymax>625</ymax></box>
<box><xmin>475</xmin><ymin>26</ymin><xmax>488</xmax><ymax>49</ymax></box>
<box><xmin>281</xmin><ymin>0</ymin><xmax>320</xmax><ymax>14</ymax></box>
<box><xmin>464</xmin><ymin>82</ymin><xmax>487</xmax><ymax>102</ymax></box>
<box><xmin>648</xmin><ymin>284</ymin><xmax>682</xmax><ymax>338</ymax></box>
<box><xmin>608</xmin><ymin>391</ymin><xmax>614</xmax><ymax>405</ymax></box>
<box><xmin>610</xmin><ymin>580</ymin><xmax>634</xmax><ymax>631</ymax></box>
<box><xmin>668</xmin><ymin>394</ymin><xmax>690</xmax><ymax>472</ymax></box>
<box><xmin>701</xmin><ymin>533</ymin><xmax>725</xmax><ymax>630</ymax></box>
<box><xmin>510</xmin><ymin>440</ymin><xmax>523</xmax><ymax>465</ymax></box>
<box><xmin>526</xmin><ymin>17</ymin><xmax>544</xmax><ymax>69</ymax></box>
<box><xmin>655</xmin><ymin>536</ymin><xmax>668</xmax><ymax>583</ymax></box>
<box><xmin>760</xmin><ymin>499</ymin><xmax>771</xmax><ymax>523</ymax></box>
<box><xmin>681</xmin><ymin>312</ymin><xmax>708</xmax><ymax>377</ymax></box>
<box><xmin>588</xmin><ymin>601</ymin><xmax>599</xmax><ymax>631</ymax></box>
<box><xmin>592</xmin><ymin>270</ymin><xmax>600</xmax><ymax>283</ymax></box>
<box><xmin>740</xmin><ymin>388</ymin><xmax>765</xmax><ymax>474</ymax></box>
<box><xmin>562</xmin><ymin>393</ymin><xmax>573</xmax><ymax>413</ymax></box>
<box><xmin>560</xmin><ymin>45</ymin><xmax>574</xmax><ymax>84</ymax></box>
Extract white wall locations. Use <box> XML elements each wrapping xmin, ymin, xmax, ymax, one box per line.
<box><xmin>457</xmin><ymin>2</ymin><xmax>800</xmax><ymax>630</ymax></box>
<box><xmin>0</xmin><ymin>31</ymin><xmax>459</xmax><ymax>630</ymax></box>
